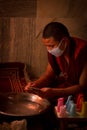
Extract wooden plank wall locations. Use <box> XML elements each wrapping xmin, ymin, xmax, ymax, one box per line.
<box><xmin>0</xmin><ymin>0</ymin><xmax>48</xmax><ymax>79</ymax></box>
<box><xmin>0</xmin><ymin>17</ymin><xmax>47</xmax><ymax>79</ymax></box>
<box><xmin>0</xmin><ymin>0</ymin><xmax>36</xmax><ymax>17</ymax></box>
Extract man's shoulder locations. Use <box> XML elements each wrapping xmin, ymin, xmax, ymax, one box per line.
<box><xmin>72</xmin><ymin>37</ymin><xmax>87</xmax><ymax>59</ymax></box>
<box><xmin>72</xmin><ymin>36</ymin><xmax>86</xmax><ymax>41</ymax></box>
<box><xmin>72</xmin><ymin>37</ymin><xmax>87</xmax><ymax>44</ymax></box>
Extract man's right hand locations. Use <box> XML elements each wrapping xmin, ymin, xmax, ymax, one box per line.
<box><xmin>24</xmin><ymin>82</ymin><xmax>36</xmax><ymax>91</ymax></box>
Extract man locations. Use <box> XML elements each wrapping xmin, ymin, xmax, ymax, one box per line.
<box><xmin>24</xmin><ymin>22</ymin><xmax>87</xmax><ymax>102</ymax></box>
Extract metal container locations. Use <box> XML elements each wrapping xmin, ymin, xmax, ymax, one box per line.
<box><xmin>0</xmin><ymin>92</ymin><xmax>50</xmax><ymax>117</ymax></box>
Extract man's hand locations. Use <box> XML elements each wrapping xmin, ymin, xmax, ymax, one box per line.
<box><xmin>40</xmin><ymin>87</ymin><xmax>55</xmax><ymax>99</ymax></box>
<box><xmin>24</xmin><ymin>82</ymin><xmax>36</xmax><ymax>91</ymax></box>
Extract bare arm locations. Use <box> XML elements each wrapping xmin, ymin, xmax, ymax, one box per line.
<box><xmin>41</xmin><ymin>62</ymin><xmax>87</xmax><ymax>99</ymax></box>
<box><xmin>33</xmin><ymin>63</ymin><xmax>56</xmax><ymax>88</ymax></box>
<box><xmin>24</xmin><ymin>63</ymin><xmax>57</xmax><ymax>91</ymax></box>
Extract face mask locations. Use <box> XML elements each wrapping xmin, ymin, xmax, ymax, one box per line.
<box><xmin>48</xmin><ymin>40</ymin><xmax>65</xmax><ymax>57</ymax></box>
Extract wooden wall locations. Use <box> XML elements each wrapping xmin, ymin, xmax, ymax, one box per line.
<box><xmin>0</xmin><ymin>0</ymin><xmax>46</xmax><ymax>79</ymax></box>
<box><xmin>0</xmin><ymin>17</ymin><xmax>47</xmax><ymax>79</ymax></box>
<box><xmin>0</xmin><ymin>0</ymin><xmax>36</xmax><ymax>17</ymax></box>
<box><xmin>0</xmin><ymin>0</ymin><xmax>87</xmax><ymax>79</ymax></box>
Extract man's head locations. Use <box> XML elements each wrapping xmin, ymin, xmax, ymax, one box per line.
<box><xmin>42</xmin><ymin>22</ymin><xmax>70</xmax><ymax>57</ymax></box>
<box><xmin>42</xmin><ymin>22</ymin><xmax>70</xmax><ymax>41</ymax></box>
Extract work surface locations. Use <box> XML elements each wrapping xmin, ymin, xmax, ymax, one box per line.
<box><xmin>1</xmin><ymin>107</ymin><xmax>87</xmax><ymax>130</ymax></box>
<box><xmin>55</xmin><ymin>107</ymin><xmax>87</xmax><ymax>130</ymax></box>
<box><xmin>0</xmin><ymin>106</ymin><xmax>57</xmax><ymax>130</ymax></box>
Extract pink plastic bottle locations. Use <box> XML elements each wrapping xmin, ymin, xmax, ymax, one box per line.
<box><xmin>57</xmin><ymin>97</ymin><xmax>64</xmax><ymax>112</ymax></box>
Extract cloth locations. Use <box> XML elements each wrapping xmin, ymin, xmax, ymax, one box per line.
<box><xmin>0</xmin><ymin>119</ymin><xmax>27</xmax><ymax>130</ymax></box>
<box><xmin>48</xmin><ymin>37</ymin><xmax>87</xmax><ymax>100</ymax></box>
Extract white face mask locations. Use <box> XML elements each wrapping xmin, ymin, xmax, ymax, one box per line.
<box><xmin>48</xmin><ymin>40</ymin><xmax>65</xmax><ymax>57</ymax></box>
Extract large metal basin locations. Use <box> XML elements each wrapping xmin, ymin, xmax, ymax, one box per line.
<box><xmin>0</xmin><ymin>92</ymin><xmax>50</xmax><ymax>117</ymax></box>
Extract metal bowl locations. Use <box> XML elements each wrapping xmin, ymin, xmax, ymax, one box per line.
<box><xmin>0</xmin><ymin>92</ymin><xmax>50</xmax><ymax>117</ymax></box>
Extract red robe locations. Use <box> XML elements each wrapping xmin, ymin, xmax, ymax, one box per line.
<box><xmin>48</xmin><ymin>37</ymin><xmax>87</xmax><ymax>100</ymax></box>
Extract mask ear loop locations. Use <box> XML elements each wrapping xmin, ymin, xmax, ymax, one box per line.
<box><xmin>58</xmin><ymin>39</ymin><xmax>65</xmax><ymax>50</ymax></box>
<box><xmin>58</xmin><ymin>38</ymin><xmax>66</xmax><ymax>51</ymax></box>
<box><xmin>58</xmin><ymin>39</ymin><xmax>63</xmax><ymax>48</ymax></box>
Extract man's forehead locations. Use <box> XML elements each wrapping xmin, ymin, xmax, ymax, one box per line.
<box><xmin>42</xmin><ymin>37</ymin><xmax>55</xmax><ymax>42</ymax></box>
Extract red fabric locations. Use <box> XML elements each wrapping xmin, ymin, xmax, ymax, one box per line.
<box><xmin>48</xmin><ymin>37</ymin><xmax>87</xmax><ymax>88</ymax></box>
<box><xmin>0</xmin><ymin>78</ymin><xmax>12</xmax><ymax>92</ymax></box>
<box><xmin>56</xmin><ymin>37</ymin><xmax>87</xmax><ymax>86</ymax></box>
<box><xmin>0</xmin><ymin>62</ymin><xmax>27</xmax><ymax>93</ymax></box>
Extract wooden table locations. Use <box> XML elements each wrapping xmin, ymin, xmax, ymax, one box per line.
<box><xmin>57</xmin><ymin>117</ymin><xmax>87</xmax><ymax>130</ymax></box>
<box><xmin>54</xmin><ymin>107</ymin><xmax>87</xmax><ymax>130</ymax></box>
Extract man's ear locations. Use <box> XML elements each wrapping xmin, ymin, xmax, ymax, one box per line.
<box><xmin>64</xmin><ymin>37</ymin><xmax>69</xmax><ymax>47</ymax></box>
<box><xmin>63</xmin><ymin>37</ymin><xmax>69</xmax><ymax>43</ymax></box>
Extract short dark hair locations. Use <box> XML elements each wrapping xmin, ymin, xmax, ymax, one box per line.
<box><xmin>42</xmin><ymin>22</ymin><xmax>70</xmax><ymax>41</ymax></box>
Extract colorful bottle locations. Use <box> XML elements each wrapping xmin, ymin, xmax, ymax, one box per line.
<box><xmin>57</xmin><ymin>97</ymin><xmax>64</xmax><ymax>112</ymax></box>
